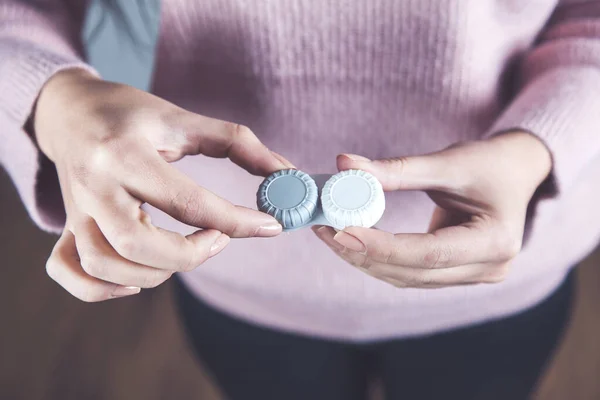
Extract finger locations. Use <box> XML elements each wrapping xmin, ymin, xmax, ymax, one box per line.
<box><xmin>330</xmin><ymin>224</ymin><xmax>520</xmax><ymax>268</ymax></box>
<box><xmin>88</xmin><ymin>191</ymin><xmax>230</xmax><ymax>271</ymax></box>
<box><xmin>379</xmin><ymin>276</ymin><xmax>447</xmax><ymax>289</ymax></box>
<box><xmin>312</xmin><ymin>225</ymin><xmax>344</xmax><ymax>250</ymax></box>
<box><xmin>315</xmin><ymin>226</ymin><xmax>381</xmax><ymax>270</ymax></box>
<box><xmin>173</xmin><ymin>112</ymin><xmax>293</xmax><ymax>176</ymax></box>
<box><xmin>118</xmin><ymin>150</ymin><xmax>282</xmax><ymax>237</ymax></box>
<box><xmin>313</xmin><ymin>225</ymin><xmax>377</xmax><ymax>270</ymax></box>
<box><xmin>313</xmin><ymin>226</ymin><xmax>507</xmax><ymax>286</ymax></box>
<box><xmin>336</xmin><ymin>153</ymin><xmax>457</xmax><ymax>192</ymax></box>
<box><xmin>367</xmin><ymin>261</ymin><xmax>510</xmax><ymax>286</ymax></box>
<box><xmin>379</xmin><ymin>275</ymin><xmax>482</xmax><ymax>289</ymax></box>
<box><xmin>45</xmin><ymin>229</ymin><xmax>141</xmax><ymax>302</ymax></box>
<box><xmin>74</xmin><ymin>218</ymin><xmax>174</xmax><ymax>288</ymax></box>
<box><xmin>270</xmin><ymin>150</ymin><xmax>296</xmax><ymax>169</ymax></box>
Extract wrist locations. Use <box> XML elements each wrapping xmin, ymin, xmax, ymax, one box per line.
<box><xmin>33</xmin><ymin>68</ymin><xmax>100</xmax><ymax>161</ymax></box>
<box><xmin>485</xmin><ymin>130</ymin><xmax>553</xmax><ymax>189</ymax></box>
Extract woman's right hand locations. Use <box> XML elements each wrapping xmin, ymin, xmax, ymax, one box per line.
<box><xmin>34</xmin><ymin>69</ymin><xmax>291</xmax><ymax>302</ymax></box>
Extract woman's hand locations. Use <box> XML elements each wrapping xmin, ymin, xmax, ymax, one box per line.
<box><xmin>313</xmin><ymin>132</ymin><xmax>552</xmax><ymax>288</ymax></box>
<box><xmin>35</xmin><ymin>69</ymin><xmax>292</xmax><ymax>302</ymax></box>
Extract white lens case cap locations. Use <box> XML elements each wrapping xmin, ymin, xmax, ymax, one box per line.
<box><xmin>257</xmin><ymin>169</ymin><xmax>385</xmax><ymax>231</ymax></box>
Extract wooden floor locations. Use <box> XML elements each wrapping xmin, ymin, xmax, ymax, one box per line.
<box><xmin>1</xmin><ymin>168</ymin><xmax>599</xmax><ymax>400</ymax></box>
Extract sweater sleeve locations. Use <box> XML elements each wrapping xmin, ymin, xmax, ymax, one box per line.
<box><xmin>0</xmin><ymin>0</ymin><xmax>98</xmax><ymax>233</ymax></box>
<box><xmin>484</xmin><ymin>1</ymin><xmax>600</xmax><ymax>196</ymax></box>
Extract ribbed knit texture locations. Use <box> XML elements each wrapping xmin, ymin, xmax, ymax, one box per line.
<box><xmin>2</xmin><ymin>0</ymin><xmax>600</xmax><ymax>340</ymax></box>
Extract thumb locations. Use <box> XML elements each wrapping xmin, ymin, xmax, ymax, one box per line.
<box><xmin>336</xmin><ymin>153</ymin><xmax>453</xmax><ymax>191</ymax></box>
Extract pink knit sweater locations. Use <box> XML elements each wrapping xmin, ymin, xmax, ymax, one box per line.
<box><xmin>2</xmin><ymin>0</ymin><xmax>600</xmax><ymax>341</ymax></box>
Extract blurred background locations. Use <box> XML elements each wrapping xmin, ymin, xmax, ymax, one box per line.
<box><xmin>1</xmin><ymin>1</ymin><xmax>600</xmax><ymax>399</ymax></box>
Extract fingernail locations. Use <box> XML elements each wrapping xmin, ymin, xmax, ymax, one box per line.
<box><xmin>256</xmin><ymin>222</ymin><xmax>283</xmax><ymax>237</ymax></box>
<box><xmin>312</xmin><ymin>225</ymin><xmax>326</xmax><ymax>234</ymax></box>
<box><xmin>313</xmin><ymin>226</ymin><xmax>345</xmax><ymax>251</ymax></box>
<box><xmin>315</xmin><ymin>226</ymin><xmax>334</xmax><ymax>236</ymax></box>
<box><xmin>334</xmin><ymin>231</ymin><xmax>366</xmax><ymax>253</ymax></box>
<box><xmin>340</xmin><ymin>154</ymin><xmax>371</xmax><ymax>162</ymax></box>
<box><xmin>112</xmin><ymin>286</ymin><xmax>141</xmax><ymax>298</ymax></box>
<box><xmin>313</xmin><ymin>225</ymin><xmax>329</xmax><ymax>237</ymax></box>
<box><xmin>209</xmin><ymin>233</ymin><xmax>230</xmax><ymax>257</ymax></box>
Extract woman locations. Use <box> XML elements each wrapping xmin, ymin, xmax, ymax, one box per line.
<box><xmin>1</xmin><ymin>0</ymin><xmax>599</xmax><ymax>398</ymax></box>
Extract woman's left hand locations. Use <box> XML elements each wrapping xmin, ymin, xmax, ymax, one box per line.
<box><xmin>313</xmin><ymin>132</ymin><xmax>552</xmax><ymax>288</ymax></box>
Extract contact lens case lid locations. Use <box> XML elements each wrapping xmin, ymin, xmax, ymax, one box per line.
<box><xmin>256</xmin><ymin>169</ymin><xmax>318</xmax><ymax>229</ymax></box>
<box><xmin>321</xmin><ymin>169</ymin><xmax>385</xmax><ymax>230</ymax></box>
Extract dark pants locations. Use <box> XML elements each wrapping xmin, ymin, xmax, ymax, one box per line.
<box><xmin>174</xmin><ymin>270</ymin><xmax>574</xmax><ymax>400</ymax></box>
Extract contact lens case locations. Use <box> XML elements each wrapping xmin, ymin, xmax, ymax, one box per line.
<box><xmin>256</xmin><ymin>169</ymin><xmax>385</xmax><ymax>231</ymax></box>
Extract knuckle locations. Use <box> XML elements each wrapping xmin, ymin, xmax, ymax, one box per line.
<box><xmin>503</xmin><ymin>238</ymin><xmax>522</xmax><ymax>259</ymax></box>
<box><xmin>232</xmin><ymin>123</ymin><xmax>255</xmax><ymax>141</ymax></box>
<box><xmin>376</xmin><ymin>235</ymin><xmax>397</xmax><ymax>265</ymax></box>
<box><xmin>492</xmin><ymin>228</ymin><xmax>522</xmax><ymax>260</ymax></box>
<box><xmin>79</xmin><ymin>252</ymin><xmax>103</xmax><ymax>277</ymax></box>
<box><xmin>160</xmin><ymin>107</ymin><xmax>186</xmax><ymax>125</ymax></box>
<box><xmin>382</xmin><ymin>247</ymin><xmax>394</xmax><ymax>265</ymax></box>
<box><xmin>387</xmin><ymin>156</ymin><xmax>408</xmax><ymax>177</ymax></box>
<box><xmin>140</xmin><ymin>271</ymin><xmax>172</xmax><ymax>289</ymax></box>
<box><xmin>422</xmin><ymin>241</ymin><xmax>450</xmax><ymax>269</ymax></box>
<box><xmin>159</xmin><ymin>109</ymin><xmax>190</xmax><ymax>140</ymax></box>
<box><xmin>212</xmin><ymin>210</ymin><xmax>242</xmax><ymax>238</ymax></box>
<box><xmin>111</xmin><ymin>232</ymin><xmax>139</xmax><ymax>260</ymax></box>
<box><xmin>89</xmin><ymin>143</ymin><xmax>118</xmax><ymax>174</ymax></box>
<box><xmin>170</xmin><ymin>241</ymin><xmax>201</xmax><ymax>273</ymax></box>
<box><xmin>181</xmin><ymin>260</ymin><xmax>198</xmax><ymax>272</ymax></box>
<box><xmin>338</xmin><ymin>247</ymin><xmax>371</xmax><ymax>269</ymax></box>
<box><xmin>45</xmin><ymin>257</ymin><xmax>61</xmax><ymax>281</ymax></box>
<box><xmin>171</xmin><ymin>190</ymin><xmax>205</xmax><ymax>224</ymax></box>
<box><xmin>181</xmin><ymin>249</ymin><xmax>203</xmax><ymax>272</ymax></box>
<box><xmin>355</xmin><ymin>254</ymin><xmax>372</xmax><ymax>269</ymax></box>
<box><xmin>226</xmin><ymin>219</ymin><xmax>245</xmax><ymax>238</ymax></box>
<box><xmin>383</xmin><ymin>243</ymin><xmax>401</xmax><ymax>265</ymax></box>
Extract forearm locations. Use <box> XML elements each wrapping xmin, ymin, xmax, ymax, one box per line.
<box><xmin>483</xmin><ymin>2</ymin><xmax>600</xmax><ymax>193</ymax></box>
<box><xmin>0</xmin><ymin>0</ymin><xmax>97</xmax><ymax>232</ymax></box>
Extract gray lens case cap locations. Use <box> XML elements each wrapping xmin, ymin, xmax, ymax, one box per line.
<box><xmin>257</xmin><ymin>169</ymin><xmax>385</xmax><ymax>231</ymax></box>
